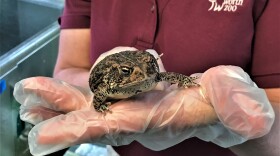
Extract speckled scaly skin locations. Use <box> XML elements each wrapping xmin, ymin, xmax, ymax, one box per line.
<box><xmin>89</xmin><ymin>50</ymin><xmax>198</xmax><ymax>112</ymax></box>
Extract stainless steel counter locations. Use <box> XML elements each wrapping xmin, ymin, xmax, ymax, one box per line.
<box><xmin>0</xmin><ymin>1</ymin><xmax>64</xmax><ymax>155</ymax></box>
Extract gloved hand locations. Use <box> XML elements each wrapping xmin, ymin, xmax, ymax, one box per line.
<box><xmin>14</xmin><ymin>54</ymin><xmax>274</xmax><ymax>156</ymax></box>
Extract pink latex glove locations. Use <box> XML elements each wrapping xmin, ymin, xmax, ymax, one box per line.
<box><xmin>13</xmin><ymin>65</ymin><xmax>274</xmax><ymax>156</ymax></box>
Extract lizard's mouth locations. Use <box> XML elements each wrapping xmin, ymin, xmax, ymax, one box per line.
<box><xmin>117</xmin><ymin>76</ymin><xmax>156</xmax><ymax>88</ymax></box>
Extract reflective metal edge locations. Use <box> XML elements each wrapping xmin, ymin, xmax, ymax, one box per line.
<box><xmin>0</xmin><ymin>22</ymin><xmax>60</xmax><ymax>79</ymax></box>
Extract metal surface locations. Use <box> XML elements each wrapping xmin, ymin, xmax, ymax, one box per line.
<box><xmin>0</xmin><ymin>0</ymin><xmax>64</xmax><ymax>56</ymax></box>
<box><xmin>0</xmin><ymin>0</ymin><xmax>63</xmax><ymax>155</ymax></box>
<box><xmin>0</xmin><ymin>22</ymin><xmax>60</xmax><ymax>79</ymax></box>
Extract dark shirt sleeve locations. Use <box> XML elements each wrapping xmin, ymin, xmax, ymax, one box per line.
<box><xmin>59</xmin><ymin>0</ymin><xmax>91</xmax><ymax>29</ymax></box>
<box><xmin>251</xmin><ymin>0</ymin><xmax>280</xmax><ymax>88</ymax></box>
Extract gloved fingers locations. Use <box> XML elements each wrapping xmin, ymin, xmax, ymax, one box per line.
<box><xmin>200</xmin><ymin>65</ymin><xmax>275</xmax><ymax>139</ymax></box>
<box><xmin>23</xmin><ymin>65</ymin><xmax>276</xmax><ymax>154</ymax></box>
<box><xmin>27</xmin><ymin>88</ymin><xmax>218</xmax><ymax>155</ymax></box>
<box><xmin>30</xmin><ymin>110</ymin><xmax>105</xmax><ymax>145</ymax></box>
<box><xmin>27</xmin><ymin>110</ymin><xmax>100</xmax><ymax>155</ymax></box>
<box><xmin>145</xmin><ymin>87</ymin><xmax>218</xmax><ymax>129</ymax></box>
<box><xmin>27</xmin><ymin>94</ymin><xmax>162</xmax><ymax>155</ymax></box>
<box><xmin>14</xmin><ymin>77</ymin><xmax>92</xmax><ymax>113</ymax></box>
<box><xmin>27</xmin><ymin>107</ymin><xmax>147</xmax><ymax>156</ymax></box>
<box><xmin>20</xmin><ymin>105</ymin><xmax>62</xmax><ymax>125</ymax></box>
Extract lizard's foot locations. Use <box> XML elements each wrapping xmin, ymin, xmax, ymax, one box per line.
<box><xmin>97</xmin><ymin>102</ymin><xmax>112</xmax><ymax>113</ymax></box>
<box><xmin>179</xmin><ymin>76</ymin><xmax>200</xmax><ymax>88</ymax></box>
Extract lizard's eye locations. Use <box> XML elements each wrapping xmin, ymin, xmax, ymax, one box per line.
<box><xmin>121</xmin><ymin>67</ymin><xmax>132</xmax><ymax>76</ymax></box>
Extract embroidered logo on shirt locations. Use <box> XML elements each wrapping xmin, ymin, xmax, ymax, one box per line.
<box><xmin>208</xmin><ymin>0</ymin><xmax>243</xmax><ymax>12</ymax></box>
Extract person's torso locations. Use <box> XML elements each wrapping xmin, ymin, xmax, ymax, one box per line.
<box><xmin>88</xmin><ymin>0</ymin><xmax>266</xmax><ymax>155</ymax></box>
<box><xmin>89</xmin><ymin>0</ymin><xmax>266</xmax><ymax>75</ymax></box>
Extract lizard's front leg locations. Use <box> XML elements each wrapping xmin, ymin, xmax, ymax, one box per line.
<box><xmin>93</xmin><ymin>91</ymin><xmax>111</xmax><ymax>112</ymax></box>
<box><xmin>92</xmin><ymin>84</ymin><xmax>111</xmax><ymax>113</ymax></box>
<box><xmin>157</xmin><ymin>72</ymin><xmax>199</xmax><ymax>88</ymax></box>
